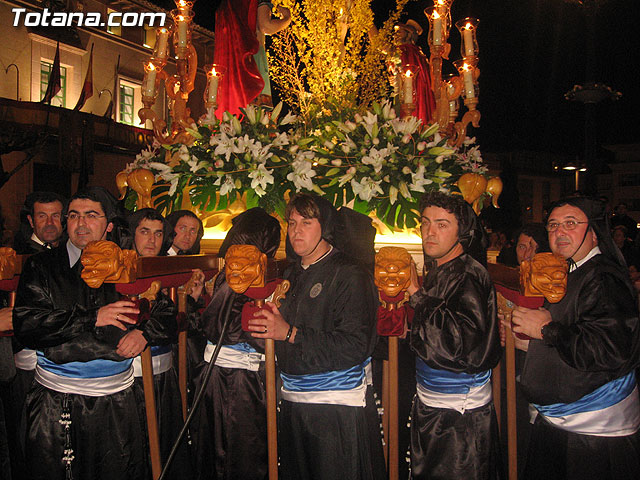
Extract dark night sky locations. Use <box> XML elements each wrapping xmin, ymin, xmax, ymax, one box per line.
<box><xmin>154</xmin><ymin>0</ymin><xmax>640</xmax><ymax>158</ymax></box>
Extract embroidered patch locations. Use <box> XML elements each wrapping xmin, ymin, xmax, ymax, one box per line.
<box><xmin>309</xmin><ymin>282</ymin><xmax>323</xmax><ymax>298</ymax></box>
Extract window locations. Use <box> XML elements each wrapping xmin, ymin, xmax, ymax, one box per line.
<box><xmin>40</xmin><ymin>61</ymin><xmax>67</xmax><ymax>107</ymax></box>
<box><xmin>107</xmin><ymin>8</ymin><xmax>121</xmax><ymax>36</ymax></box>
<box><xmin>143</xmin><ymin>26</ymin><xmax>157</xmax><ymax>49</ymax></box>
<box><xmin>119</xmin><ymin>83</ymin><xmax>135</xmax><ymax>125</ymax></box>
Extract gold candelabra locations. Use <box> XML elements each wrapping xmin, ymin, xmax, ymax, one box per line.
<box><xmin>138</xmin><ymin>0</ymin><xmax>225</xmax><ymax>147</ymax></box>
<box><xmin>424</xmin><ymin>0</ymin><xmax>481</xmax><ymax>147</ymax></box>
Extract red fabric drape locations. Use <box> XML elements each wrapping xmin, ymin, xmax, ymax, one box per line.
<box><xmin>214</xmin><ymin>0</ymin><xmax>264</xmax><ymax>118</ymax></box>
<box><xmin>399</xmin><ymin>44</ymin><xmax>436</xmax><ymax>125</ymax></box>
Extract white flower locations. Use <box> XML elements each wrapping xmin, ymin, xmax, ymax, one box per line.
<box><xmin>390</xmin><ymin>116</ymin><xmax>422</xmax><ymax>136</ymax></box>
<box><xmin>351</xmin><ymin>176</ymin><xmax>383</xmax><ymax>202</ymax></box>
<box><xmin>272</xmin><ymin>132</ymin><xmax>289</xmax><ymax>147</ymax></box>
<box><xmin>279</xmin><ymin>112</ymin><xmax>297</xmax><ymax>126</ymax></box>
<box><xmin>331</xmin><ymin>159</ymin><xmax>342</xmax><ymax>167</ymax></box>
<box><xmin>198</xmin><ymin>107</ymin><xmax>217</xmax><ymax>127</ymax></box>
<box><xmin>361</xmin><ymin>147</ymin><xmax>390</xmax><ymax>173</ymax></box>
<box><xmin>339</xmin><ymin>166</ymin><xmax>357</xmax><ymax>186</ymax></box>
<box><xmin>218</xmin><ymin>175</ymin><xmax>236</xmax><ymax>196</ymax></box>
<box><xmin>187</xmin><ymin>156</ymin><xmax>208</xmax><ymax>173</ymax></box>
<box><xmin>409</xmin><ymin>164</ymin><xmax>433</xmax><ymax>193</ymax></box>
<box><xmin>248</xmin><ymin>163</ymin><xmax>275</xmax><ymax>196</ymax></box>
<box><xmin>219</xmin><ymin>121</ymin><xmax>235</xmax><ymax>137</ymax></box>
<box><xmin>381</xmin><ymin>101</ymin><xmax>397</xmax><ymax>121</ymax></box>
<box><xmin>166</xmin><ymin>174</ymin><xmax>180</xmax><ymax>196</ymax></box>
<box><xmin>287</xmin><ymin>156</ymin><xmax>316</xmax><ymax>191</ymax></box>
<box><xmin>178</xmin><ymin>144</ymin><xmax>190</xmax><ymax>162</ymax></box>
<box><xmin>212</xmin><ymin>132</ymin><xmax>240</xmax><ymax>161</ymax></box>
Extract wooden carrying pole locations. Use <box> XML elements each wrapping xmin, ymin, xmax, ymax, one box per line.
<box><xmin>488</xmin><ymin>262</ymin><xmax>523</xmax><ymax>480</ymax></box>
<box><xmin>387</xmin><ymin>336</ymin><xmax>399</xmax><ymax>480</ymax></box>
<box><xmin>255</xmin><ymin>298</ymin><xmax>278</xmax><ymax>480</ymax></box>
<box><xmin>140</xmin><ymin>346</ymin><xmax>162</xmax><ymax>479</ymax></box>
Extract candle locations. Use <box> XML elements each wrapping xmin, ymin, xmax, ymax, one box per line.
<box><xmin>404</xmin><ymin>70</ymin><xmax>413</xmax><ymax>104</ymax></box>
<box><xmin>463</xmin><ymin>24</ymin><xmax>474</xmax><ymax>57</ymax></box>
<box><xmin>177</xmin><ymin>0</ymin><xmax>190</xmax><ymax>15</ymax></box>
<box><xmin>177</xmin><ymin>16</ymin><xmax>188</xmax><ymax>47</ymax></box>
<box><xmin>143</xmin><ymin>63</ymin><xmax>157</xmax><ymax>98</ymax></box>
<box><xmin>432</xmin><ymin>11</ymin><xmax>443</xmax><ymax>46</ymax></box>
<box><xmin>462</xmin><ymin>65</ymin><xmax>475</xmax><ymax>99</ymax></box>
<box><xmin>155</xmin><ymin>28</ymin><xmax>168</xmax><ymax>59</ymax></box>
<box><xmin>207</xmin><ymin>69</ymin><xmax>219</xmax><ymax>104</ymax></box>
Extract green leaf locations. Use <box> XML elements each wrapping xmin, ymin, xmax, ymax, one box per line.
<box><xmin>325</xmin><ymin>168</ymin><xmax>340</xmax><ymax>176</ymax></box>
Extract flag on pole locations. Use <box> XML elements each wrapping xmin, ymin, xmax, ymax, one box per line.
<box><xmin>74</xmin><ymin>43</ymin><xmax>94</xmax><ymax>111</ymax></box>
<box><xmin>41</xmin><ymin>41</ymin><xmax>61</xmax><ymax>104</ymax></box>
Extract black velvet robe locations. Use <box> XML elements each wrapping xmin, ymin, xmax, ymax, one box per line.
<box><xmin>12</xmin><ymin>246</ymin><xmax>156</xmax><ymax>480</ymax></box>
<box><xmin>189</xmin><ymin>272</ymin><xmax>269</xmax><ymax>480</ymax></box>
<box><xmin>275</xmin><ymin>249</ymin><xmax>386</xmax><ymax>480</ymax></box>
<box><xmin>520</xmin><ymin>253</ymin><xmax>640</xmax><ymax>480</ymax></box>
<box><xmin>409</xmin><ymin>253</ymin><xmax>503</xmax><ymax>480</ymax></box>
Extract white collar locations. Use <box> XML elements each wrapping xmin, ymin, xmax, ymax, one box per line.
<box><xmin>167</xmin><ymin>246</ymin><xmax>178</xmax><ymax>256</ymax></box>
<box><xmin>570</xmin><ymin>246</ymin><xmax>601</xmax><ymax>272</ymax></box>
<box><xmin>66</xmin><ymin>239</ymin><xmax>83</xmax><ymax>268</ymax></box>
<box><xmin>30</xmin><ymin>233</ymin><xmax>45</xmax><ymax>247</ymax></box>
<box><xmin>301</xmin><ymin>245</ymin><xmax>333</xmax><ymax>270</ymax></box>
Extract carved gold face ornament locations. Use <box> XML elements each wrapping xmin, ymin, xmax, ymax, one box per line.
<box><xmin>375</xmin><ymin>247</ymin><xmax>412</xmax><ymax>298</ymax></box>
<box><xmin>225</xmin><ymin>244</ymin><xmax>266</xmax><ymax>294</ymax></box>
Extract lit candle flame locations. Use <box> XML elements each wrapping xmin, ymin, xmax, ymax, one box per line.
<box><xmin>148</xmin><ymin>62</ymin><xmax>156</xmax><ymax>71</ymax></box>
<box><xmin>433</xmin><ymin>11</ymin><xmax>441</xmax><ymax>20</ymax></box>
<box><xmin>178</xmin><ymin>15</ymin><xmax>185</xmax><ymax>22</ymax></box>
<box><xmin>210</xmin><ymin>67</ymin><xmax>217</xmax><ymax>76</ymax></box>
<box><xmin>405</xmin><ymin>69</ymin><xmax>413</xmax><ymax>78</ymax></box>
<box><xmin>465</xmin><ymin>22</ymin><xmax>472</xmax><ymax>30</ymax></box>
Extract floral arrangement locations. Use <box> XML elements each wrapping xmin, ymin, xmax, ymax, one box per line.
<box><xmin>125</xmin><ymin>101</ymin><xmax>488</xmax><ymax>230</ymax></box>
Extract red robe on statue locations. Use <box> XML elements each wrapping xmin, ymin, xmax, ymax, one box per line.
<box><xmin>214</xmin><ymin>0</ymin><xmax>265</xmax><ymax>118</ymax></box>
<box><xmin>399</xmin><ymin>43</ymin><xmax>436</xmax><ymax>126</ymax></box>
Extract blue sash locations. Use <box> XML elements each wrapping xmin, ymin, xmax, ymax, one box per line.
<box><xmin>535</xmin><ymin>371</ymin><xmax>636</xmax><ymax>417</ymax></box>
<box><xmin>150</xmin><ymin>345</ymin><xmax>172</xmax><ymax>356</ymax></box>
<box><xmin>281</xmin><ymin>358</ymin><xmax>371</xmax><ymax>392</ymax></box>
<box><xmin>37</xmin><ymin>352</ymin><xmax>133</xmax><ymax>379</ymax></box>
<box><xmin>415</xmin><ymin>357</ymin><xmax>491</xmax><ymax>394</ymax></box>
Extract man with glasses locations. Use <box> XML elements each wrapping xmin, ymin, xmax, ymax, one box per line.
<box><xmin>511</xmin><ymin>197</ymin><xmax>640</xmax><ymax>480</ymax></box>
<box><xmin>13</xmin><ymin>187</ymin><xmax>147</xmax><ymax>480</ymax></box>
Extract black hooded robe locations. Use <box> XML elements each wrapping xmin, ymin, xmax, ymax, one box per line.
<box><xmin>519</xmin><ymin>196</ymin><xmax>640</xmax><ymax>480</ymax></box>
<box><xmin>275</xmin><ymin>248</ymin><xmax>386</xmax><ymax>480</ymax></box>
<box><xmin>13</xmin><ymin>246</ymin><xmax>148</xmax><ymax>480</ymax></box>
<box><xmin>189</xmin><ymin>208</ymin><xmax>280</xmax><ymax>480</ymax></box>
<box><xmin>520</xmin><ymin>253</ymin><xmax>640</xmax><ymax>480</ymax></box>
<box><xmin>409</xmin><ymin>253</ymin><xmax>503</xmax><ymax>480</ymax></box>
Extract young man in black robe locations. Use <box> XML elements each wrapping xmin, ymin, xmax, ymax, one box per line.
<box><xmin>249</xmin><ymin>194</ymin><xmax>385</xmax><ymax>480</ymax></box>
<box><xmin>511</xmin><ymin>196</ymin><xmax>640</xmax><ymax>480</ymax></box>
<box><xmin>121</xmin><ymin>208</ymin><xmax>189</xmax><ymax>479</ymax></box>
<box><xmin>407</xmin><ymin>191</ymin><xmax>503</xmax><ymax>480</ymax></box>
<box><xmin>13</xmin><ymin>187</ymin><xmax>148</xmax><ymax>480</ymax></box>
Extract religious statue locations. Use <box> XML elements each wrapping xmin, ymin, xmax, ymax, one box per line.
<box><xmin>520</xmin><ymin>252</ymin><xmax>568</xmax><ymax>303</ymax></box>
<box><xmin>81</xmin><ymin>240</ymin><xmax>138</xmax><ymax>288</ymax></box>
<box><xmin>225</xmin><ymin>244</ymin><xmax>267</xmax><ymax>294</ymax></box>
<box><xmin>394</xmin><ymin>19</ymin><xmax>436</xmax><ymax>124</ymax></box>
<box><xmin>214</xmin><ymin>0</ymin><xmax>291</xmax><ymax>117</ymax></box>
